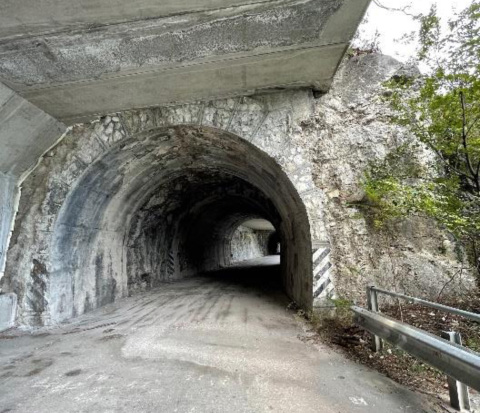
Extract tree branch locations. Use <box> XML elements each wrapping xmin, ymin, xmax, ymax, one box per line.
<box><xmin>437</xmin><ymin>267</ymin><xmax>464</xmax><ymax>301</ymax></box>
<box><xmin>465</xmin><ymin>113</ymin><xmax>480</xmax><ymax>137</ymax></box>
<box><xmin>424</xmin><ymin>138</ymin><xmax>477</xmax><ymax>186</ymax></box>
<box><xmin>372</xmin><ymin>0</ymin><xmax>417</xmax><ymax>18</ymax></box>
<box><xmin>460</xmin><ymin>91</ymin><xmax>480</xmax><ymax>194</ymax></box>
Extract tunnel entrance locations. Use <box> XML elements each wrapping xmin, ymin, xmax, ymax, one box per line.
<box><xmin>19</xmin><ymin>126</ymin><xmax>313</xmax><ymax>324</ymax></box>
<box><xmin>230</xmin><ymin>219</ymin><xmax>277</xmax><ymax>264</ymax></box>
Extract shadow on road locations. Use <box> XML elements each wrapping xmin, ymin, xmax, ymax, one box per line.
<box><xmin>198</xmin><ymin>255</ymin><xmax>287</xmax><ymax>306</ymax></box>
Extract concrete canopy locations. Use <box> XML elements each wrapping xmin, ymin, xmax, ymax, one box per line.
<box><xmin>0</xmin><ymin>0</ymin><xmax>369</xmax><ymax>124</ymax></box>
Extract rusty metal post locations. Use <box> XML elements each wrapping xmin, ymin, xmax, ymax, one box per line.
<box><xmin>366</xmin><ymin>285</ymin><xmax>383</xmax><ymax>352</ymax></box>
<box><xmin>441</xmin><ymin>331</ymin><xmax>471</xmax><ymax>412</ymax></box>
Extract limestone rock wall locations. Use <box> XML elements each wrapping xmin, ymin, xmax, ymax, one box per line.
<box><xmin>306</xmin><ymin>53</ymin><xmax>475</xmax><ymax>303</ymax></box>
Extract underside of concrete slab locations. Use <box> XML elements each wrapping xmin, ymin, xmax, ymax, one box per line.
<box><xmin>0</xmin><ymin>0</ymin><xmax>369</xmax><ymax>123</ymax></box>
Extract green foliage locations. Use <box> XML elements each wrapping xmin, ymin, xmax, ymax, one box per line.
<box><xmin>466</xmin><ymin>336</ymin><xmax>480</xmax><ymax>352</ymax></box>
<box><xmin>363</xmin><ymin>2</ymin><xmax>480</xmax><ymax>279</ymax></box>
<box><xmin>331</xmin><ymin>298</ymin><xmax>353</xmax><ymax>309</ymax></box>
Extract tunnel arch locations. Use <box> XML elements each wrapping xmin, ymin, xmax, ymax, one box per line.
<box><xmin>46</xmin><ymin>125</ymin><xmax>313</xmax><ymax>322</ymax></box>
<box><xmin>228</xmin><ymin>218</ymin><xmax>276</xmax><ymax>263</ymax></box>
<box><xmin>267</xmin><ymin>231</ymin><xmax>281</xmax><ymax>255</ymax></box>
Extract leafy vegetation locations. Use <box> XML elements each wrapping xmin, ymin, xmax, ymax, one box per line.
<box><xmin>362</xmin><ymin>1</ymin><xmax>480</xmax><ymax>282</ymax></box>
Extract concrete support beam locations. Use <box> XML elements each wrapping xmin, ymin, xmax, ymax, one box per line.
<box><xmin>0</xmin><ymin>0</ymin><xmax>297</xmax><ymax>39</ymax></box>
<box><xmin>25</xmin><ymin>44</ymin><xmax>346</xmax><ymax>124</ymax></box>
<box><xmin>0</xmin><ymin>83</ymin><xmax>65</xmax><ymax>328</ymax></box>
<box><xmin>0</xmin><ymin>173</ymin><xmax>16</xmax><ymax>280</ymax></box>
<box><xmin>0</xmin><ymin>293</ymin><xmax>17</xmax><ymax>331</ymax></box>
<box><xmin>0</xmin><ymin>82</ymin><xmax>66</xmax><ymax>176</ymax></box>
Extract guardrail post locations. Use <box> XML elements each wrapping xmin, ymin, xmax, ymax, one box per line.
<box><xmin>441</xmin><ymin>331</ymin><xmax>471</xmax><ymax>412</ymax></box>
<box><xmin>366</xmin><ymin>285</ymin><xmax>383</xmax><ymax>352</ymax></box>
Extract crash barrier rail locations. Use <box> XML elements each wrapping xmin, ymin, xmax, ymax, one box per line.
<box><xmin>351</xmin><ymin>286</ymin><xmax>480</xmax><ymax>411</ymax></box>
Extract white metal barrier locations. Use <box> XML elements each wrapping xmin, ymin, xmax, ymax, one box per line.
<box><xmin>352</xmin><ymin>286</ymin><xmax>480</xmax><ymax>411</ymax></box>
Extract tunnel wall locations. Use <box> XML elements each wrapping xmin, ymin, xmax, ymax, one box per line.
<box><xmin>2</xmin><ymin>90</ymin><xmax>330</xmax><ymax>326</ymax></box>
<box><xmin>0</xmin><ymin>173</ymin><xmax>16</xmax><ymax>280</ymax></box>
<box><xmin>126</xmin><ymin>177</ymin><xmax>281</xmax><ymax>294</ymax></box>
<box><xmin>230</xmin><ymin>226</ymin><xmax>273</xmax><ymax>263</ymax></box>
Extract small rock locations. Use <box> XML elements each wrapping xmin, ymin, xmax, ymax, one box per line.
<box><xmin>105</xmin><ymin>123</ymin><xmax>114</xmax><ymax>135</ymax></box>
<box><xmin>349</xmin><ymin>397</ymin><xmax>368</xmax><ymax>406</ymax></box>
<box><xmin>328</xmin><ymin>189</ymin><xmax>340</xmax><ymax>199</ymax></box>
<box><xmin>113</xmin><ymin>131</ymin><xmax>123</xmax><ymax>142</ymax></box>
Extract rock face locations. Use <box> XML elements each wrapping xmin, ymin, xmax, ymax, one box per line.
<box><xmin>307</xmin><ymin>53</ymin><xmax>474</xmax><ymax>302</ymax></box>
<box><xmin>1</xmin><ymin>53</ymin><xmax>473</xmax><ymax>328</ymax></box>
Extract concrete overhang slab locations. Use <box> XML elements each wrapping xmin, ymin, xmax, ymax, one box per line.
<box><xmin>22</xmin><ymin>43</ymin><xmax>346</xmax><ymax>124</ymax></box>
<box><xmin>0</xmin><ymin>0</ymin><xmax>324</xmax><ymax>40</ymax></box>
<box><xmin>0</xmin><ymin>0</ymin><xmax>370</xmax><ymax>123</ymax></box>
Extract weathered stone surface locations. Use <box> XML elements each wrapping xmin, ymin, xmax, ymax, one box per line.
<box><xmin>0</xmin><ymin>83</ymin><xmax>65</xmax><ymax>287</ymax></box>
<box><xmin>230</xmin><ymin>226</ymin><xmax>274</xmax><ymax>263</ymax></box>
<box><xmin>2</xmin><ymin>53</ymin><xmax>472</xmax><ymax>329</ymax></box>
<box><xmin>307</xmin><ymin>53</ymin><xmax>474</xmax><ymax>302</ymax></box>
<box><xmin>0</xmin><ymin>1</ymin><xmax>372</xmax><ymax>329</ymax></box>
<box><xmin>2</xmin><ymin>91</ymin><xmax>323</xmax><ymax>326</ymax></box>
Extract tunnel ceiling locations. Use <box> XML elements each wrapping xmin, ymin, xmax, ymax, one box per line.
<box><xmin>54</xmin><ymin>125</ymin><xmax>300</xmax><ymax>234</ymax></box>
<box><xmin>0</xmin><ymin>0</ymin><xmax>370</xmax><ymax>124</ymax></box>
<box><xmin>241</xmin><ymin>219</ymin><xmax>275</xmax><ymax>231</ymax></box>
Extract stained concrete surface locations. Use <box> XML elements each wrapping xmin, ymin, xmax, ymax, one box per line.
<box><xmin>0</xmin><ymin>257</ymin><xmax>438</xmax><ymax>412</ymax></box>
<box><xmin>0</xmin><ymin>0</ymin><xmax>370</xmax><ymax>123</ymax></box>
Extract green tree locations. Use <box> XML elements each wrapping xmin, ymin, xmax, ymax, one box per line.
<box><xmin>363</xmin><ymin>1</ymin><xmax>480</xmax><ymax>282</ymax></box>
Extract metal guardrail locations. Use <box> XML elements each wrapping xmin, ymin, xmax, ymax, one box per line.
<box><xmin>352</xmin><ymin>286</ymin><xmax>480</xmax><ymax>411</ymax></box>
<box><xmin>370</xmin><ymin>286</ymin><xmax>480</xmax><ymax>323</ymax></box>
